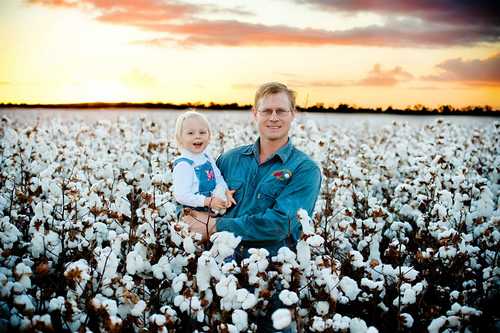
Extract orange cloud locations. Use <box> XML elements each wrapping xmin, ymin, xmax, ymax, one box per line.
<box><xmin>423</xmin><ymin>53</ymin><xmax>500</xmax><ymax>86</ymax></box>
<box><xmin>234</xmin><ymin>64</ymin><xmax>414</xmax><ymax>89</ymax></box>
<box><xmin>131</xmin><ymin>19</ymin><xmax>498</xmax><ymax>48</ymax></box>
<box><xmin>359</xmin><ymin>64</ymin><xmax>413</xmax><ymax>86</ymax></box>
<box><xmin>28</xmin><ymin>0</ymin><xmax>197</xmax><ymax>23</ymax></box>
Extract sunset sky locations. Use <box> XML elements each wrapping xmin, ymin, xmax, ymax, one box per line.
<box><xmin>1</xmin><ymin>0</ymin><xmax>499</xmax><ymax>108</ymax></box>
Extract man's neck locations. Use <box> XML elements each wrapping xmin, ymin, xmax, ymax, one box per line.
<box><xmin>258</xmin><ymin>138</ymin><xmax>288</xmax><ymax>164</ymax></box>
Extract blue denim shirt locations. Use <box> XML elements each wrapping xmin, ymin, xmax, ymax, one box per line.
<box><xmin>215</xmin><ymin>138</ymin><xmax>321</xmax><ymax>251</ymax></box>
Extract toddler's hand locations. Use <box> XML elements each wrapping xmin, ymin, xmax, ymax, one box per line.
<box><xmin>225</xmin><ymin>190</ymin><xmax>236</xmax><ymax>208</ymax></box>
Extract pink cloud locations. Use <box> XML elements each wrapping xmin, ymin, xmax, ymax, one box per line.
<box><xmin>423</xmin><ymin>53</ymin><xmax>500</xmax><ymax>86</ymax></box>
<box><xmin>27</xmin><ymin>0</ymin><xmax>500</xmax><ymax>48</ymax></box>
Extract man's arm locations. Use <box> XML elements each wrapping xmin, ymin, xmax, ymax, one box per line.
<box><xmin>216</xmin><ymin>161</ymin><xmax>321</xmax><ymax>242</ymax></box>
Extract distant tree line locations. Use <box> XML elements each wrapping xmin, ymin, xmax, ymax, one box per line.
<box><xmin>0</xmin><ymin>102</ymin><xmax>498</xmax><ymax>115</ymax></box>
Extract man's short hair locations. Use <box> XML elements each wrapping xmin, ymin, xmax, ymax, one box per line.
<box><xmin>174</xmin><ymin>110</ymin><xmax>211</xmax><ymax>147</ymax></box>
<box><xmin>254</xmin><ymin>82</ymin><xmax>296</xmax><ymax>112</ymax></box>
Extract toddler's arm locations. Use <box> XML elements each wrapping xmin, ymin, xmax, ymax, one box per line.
<box><xmin>172</xmin><ymin>161</ymin><xmax>206</xmax><ymax>207</ymax></box>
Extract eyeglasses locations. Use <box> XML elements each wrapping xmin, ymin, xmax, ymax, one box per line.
<box><xmin>257</xmin><ymin>108</ymin><xmax>291</xmax><ymax>118</ymax></box>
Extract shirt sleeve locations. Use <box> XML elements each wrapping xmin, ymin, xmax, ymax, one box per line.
<box><xmin>216</xmin><ymin>160</ymin><xmax>322</xmax><ymax>242</ymax></box>
<box><xmin>172</xmin><ymin>161</ymin><xmax>206</xmax><ymax>207</ymax></box>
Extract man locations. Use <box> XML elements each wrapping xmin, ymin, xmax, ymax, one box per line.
<box><xmin>186</xmin><ymin>82</ymin><xmax>321</xmax><ymax>257</ymax></box>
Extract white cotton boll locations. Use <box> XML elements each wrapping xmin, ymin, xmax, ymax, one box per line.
<box><xmin>307</xmin><ymin>235</ymin><xmax>324</xmax><ymax>247</ymax></box>
<box><xmin>311</xmin><ymin>316</ymin><xmax>326</xmax><ymax>331</ymax></box>
<box><xmin>96</xmin><ymin>247</ymin><xmax>119</xmax><ymax>281</ymax></box>
<box><xmin>18</xmin><ymin>276</ymin><xmax>31</xmax><ymax>290</ymax></box>
<box><xmin>393</xmin><ymin>286</ymin><xmax>416</xmax><ymax>307</ymax></box>
<box><xmin>0</xmin><ymin>218</ymin><xmax>22</xmax><ymax>250</ymax></box>
<box><xmin>279</xmin><ymin>290</ymin><xmax>299</xmax><ymax>306</ymax></box>
<box><xmin>315</xmin><ymin>301</ymin><xmax>329</xmax><ymax>315</ymax></box>
<box><xmin>215</xmin><ymin>275</ymin><xmax>237</xmax><ymax>298</ymax></box>
<box><xmin>331</xmin><ymin>313</ymin><xmax>351</xmax><ymax>331</ymax></box>
<box><xmin>131</xmin><ymin>300</ymin><xmax>146</xmax><ymax>317</ymax></box>
<box><xmin>196</xmin><ymin>253</ymin><xmax>213</xmax><ymax>292</ymax></box>
<box><xmin>361</xmin><ymin>278</ymin><xmax>384</xmax><ymax>291</ymax></box>
<box><xmin>232</xmin><ymin>309</ymin><xmax>248</xmax><ymax>331</ymax></box>
<box><xmin>32</xmin><ymin>314</ymin><xmax>52</xmax><ymax>327</ymax></box>
<box><xmin>139</xmin><ymin>174</ymin><xmax>152</xmax><ymax>192</ymax></box>
<box><xmin>241</xmin><ymin>293</ymin><xmax>257</xmax><ymax>310</ymax></box>
<box><xmin>449</xmin><ymin>290</ymin><xmax>460</xmax><ymax>300</ymax></box>
<box><xmin>210</xmin><ymin>232</ymin><xmax>241</xmax><ymax>262</ymax></box>
<box><xmin>427</xmin><ymin>316</ymin><xmax>447</xmax><ymax>333</ymax></box>
<box><xmin>172</xmin><ymin>274</ymin><xmax>187</xmax><ymax>293</ymax></box>
<box><xmin>3</xmin><ymin>127</ymin><xmax>18</xmax><ymax>145</ymax></box>
<box><xmin>13</xmin><ymin>281</ymin><xmax>26</xmax><ymax>293</ymax></box>
<box><xmin>14</xmin><ymin>295</ymin><xmax>35</xmax><ymax>313</ymax></box>
<box><xmin>183</xmin><ymin>236</ymin><xmax>196</xmax><ymax>254</ymax></box>
<box><xmin>296</xmin><ymin>240</ymin><xmax>311</xmax><ymax>270</ymax></box>
<box><xmin>339</xmin><ymin>276</ymin><xmax>361</xmax><ymax>301</ymax></box>
<box><xmin>126</xmin><ymin>243</ymin><xmax>152</xmax><ymax>275</ymax></box>
<box><xmin>272</xmin><ymin>308</ymin><xmax>291</xmax><ymax>330</ymax></box>
<box><xmin>48</xmin><ymin>296</ymin><xmax>65</xmax><ymax>312</ymax></box>
<box><xmin>400</xmin><ymin>313</ymin><xmax>414</xmax><ymax>328</ymax></box>
<box><xmin>297</xmin><ymin>209</ymin><xmax>314</xmax><ymax>235</ymax></box>
<box><xmin>274</xmin><ymin>247</ymin><xmax>297</xmax><ymax>263</ymax></box>
<box><xmin>14</xmin><ymin>263</ymin><xmax>32</xmax><ymax>277</ymax></box>
<box><xmin>169</xmin><ymin>225</ymin><xmax>183</xmax><ymax>247</ymax></box>
<box><xmin>196</xmin><ymin>309</ymin><xmax>205</xmax><ymax>322</ymax></box>
<box><xmin>349</xmin><ymin>317</ymin><xmax>368</xmax><ymax>333</ymax></box>
<box><xmin>235</xmin><ymin>288</ymin><xmax>250</xmax><ymax>303</ymax></box>
<box><xmin>350</xmin><ymin>250</ymin><xmax>365</xmax><ymax>268</ymax></box>
<box><xmin>211</xmin><ymin>184</ymin><xmax>228</xmax><ymax>215</ymax></box>
<box><xmin>173</xmin><ymin>295</ymin><xmax>184</xmax><ymax>308</ymax></box>
<box><xmin>189</xmin><ymin>296</ymin><xmax>201</xmax><ymax>312</ymax></box>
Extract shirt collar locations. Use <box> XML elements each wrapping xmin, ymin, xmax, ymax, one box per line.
<box><xmin>242</xmin><ymin>138</ymin><xmax>293</xmax><ymax>163</ymax></box>
<box><xmin>179</xmin><ymin>148</ymin><xmax>207</xmax><ymax>159</ymax></box>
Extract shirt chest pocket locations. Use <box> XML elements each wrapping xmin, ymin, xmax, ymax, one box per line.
<box><xmin>256</xmin><ymin>179</ymin><xmax>287</xmax><ymax>209</ymax></box>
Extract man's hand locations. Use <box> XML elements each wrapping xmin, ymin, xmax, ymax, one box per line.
<box><xmin>225</xmin><ymin>190</ymin><xmax>236</xmax><ymax>208</ymax></box>
<box><xmin>204</xmin><ymin>197</ymin><xmax>227</xmax><ymax>210</ymax></box>
<box><xmin>183</xmin><ymin>210</ymin><xmax>217</xmax><ymax>240</ymax></box>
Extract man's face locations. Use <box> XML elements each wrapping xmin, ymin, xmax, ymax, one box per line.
<box><xmin>253</xmin><ymin>91</ymin><xmax>295</xmax><ymax>143</ymax></box>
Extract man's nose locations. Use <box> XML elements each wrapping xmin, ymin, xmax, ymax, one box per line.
<box><xmin>269</xmin><ymin>110</ymin><xmax>279</xmax><ymax>120</ymax></box>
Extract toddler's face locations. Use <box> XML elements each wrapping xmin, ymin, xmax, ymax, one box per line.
<box><xmin>179</xmin><ymin>116</ymin><xmax>210</xmax><ymax>154</ymax></box>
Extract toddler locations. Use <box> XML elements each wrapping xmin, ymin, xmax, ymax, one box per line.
<box><xmin>172</xmin><ymin>111</ymin><xmax>234</xmax><ymax>217</ymax></box>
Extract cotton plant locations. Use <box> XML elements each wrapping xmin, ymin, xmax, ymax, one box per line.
<box><xmin>0</xmin><ymin>114</ymin><xmax>498</xmax><ymax>332</ymax></box>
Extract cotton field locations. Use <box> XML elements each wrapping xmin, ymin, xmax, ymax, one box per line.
<box><xmin>0</xmin><ymin>111</ymin><xmax>498</xmax><ymax>332</ymax></box>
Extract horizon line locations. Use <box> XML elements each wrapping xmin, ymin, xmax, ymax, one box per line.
<box><xmin>0</xmin><ymin>101</ymin><xmax>498</xmax><ymax>115</ymax></box>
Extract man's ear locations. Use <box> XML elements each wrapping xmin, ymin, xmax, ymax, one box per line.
<box><xmin>251</xmin><ymin>106</ymin><xmax>257</xmax><ymax>120</ymax></box>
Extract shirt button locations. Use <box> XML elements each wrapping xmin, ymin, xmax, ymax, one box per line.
<box><xmin>257</xmin><ymin>193</ymin><xmax>261</xmax><ymax>199</ymax></box>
